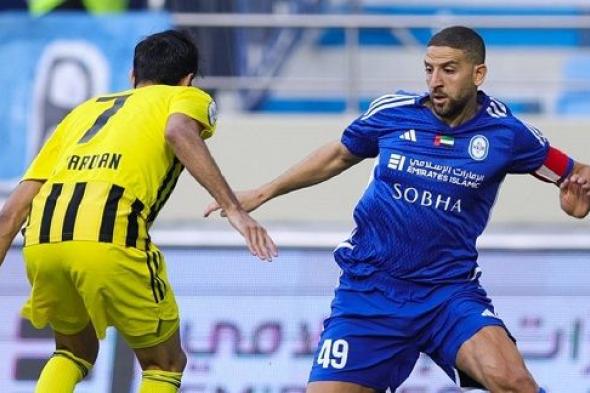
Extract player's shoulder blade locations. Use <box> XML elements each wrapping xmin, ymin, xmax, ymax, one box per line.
<box><xmin>361</xmin><ymin>93</ymin><xmax>420</xmax><ymax>120</ymax></box>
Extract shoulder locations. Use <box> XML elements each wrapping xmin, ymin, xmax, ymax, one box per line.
<box><xmin>482</xmin><ymin>94</ymin><xmax>547</xmax><ymax>146</ymax></box>
<box><xmin>360</xmin><ymin>92</ymin><xmax>422</xmax><ymax>121</ymax></box>
<box><xmin>171</xmin><ymin>85</ymin><xmax>214</xmax><ymax>101</ymax></box>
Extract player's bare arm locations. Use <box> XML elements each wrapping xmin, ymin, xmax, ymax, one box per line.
<box><xmin>165</xmin><ymin>113</ymin><xmax>277</xmax><ymax>261</ymax></box>
<box><xmin>204</xmin><ymin>140</ymin><xmax>363</xmax><ymax>217</ymax></box>
<box><xmin>0</xmin><ymin>180</ymin><xmax>43</xmax><ymax>266</ymax></box>
<box><xmin>559</xmin><ymin>161</ymin><xmax>590</xmax><ymax>218</ymax></box>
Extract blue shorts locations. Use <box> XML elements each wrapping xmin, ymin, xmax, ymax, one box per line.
<box><xmin>308</xmin><ymin>278</ymin><xmax>509</xmax><ymax>391</ymax></box>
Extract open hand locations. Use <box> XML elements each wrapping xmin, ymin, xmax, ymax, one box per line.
<box><xmin>224</xmin><ymin>207</ymin><xmax>278</xmax><ymax>261</ymax></box>
<box><xmin>560</xmin><ymin>171</ymin><xmax>590</xmax><ymax>218</ymax></box>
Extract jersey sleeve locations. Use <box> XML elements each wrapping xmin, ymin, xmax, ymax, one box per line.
<box><xmin>169</xmin><ymin>88</ymin><xmax>217</xmax><ymax>140</ymax></box>
<box><xmin>507</xmin><ymin>121</ymin><xmax>550</xmax><ymax>174</ymax></box>
<box><xmin>508</xmin><ymin>121</ymin><xmax>574</xmax><ymax>183</ymax></box>
<box><xmin>341</xmin><ymin>110</ymin><xmax>388</xmax><ymax>158</ymax></box>
<box><xmin>21</xmin><ymin>120</ymin><xmax>68</xmax><ymax>181</ymax></box>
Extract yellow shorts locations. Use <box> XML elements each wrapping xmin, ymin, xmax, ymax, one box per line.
<box><xmin>21</xmin><ymin>241</ymin><xmax>179</xmax><ymax>349</ymax></box>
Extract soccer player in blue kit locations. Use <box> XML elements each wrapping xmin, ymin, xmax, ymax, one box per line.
<box><xmin>205</xmin><ymin>26</ymin><xmax>590</xmax><ymax>392</ymax></box>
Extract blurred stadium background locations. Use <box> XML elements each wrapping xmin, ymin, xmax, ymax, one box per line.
<box><xmin>1</xmin><ymin>0</ymin><xmax>590</xmax><ymax>392</ymax></box>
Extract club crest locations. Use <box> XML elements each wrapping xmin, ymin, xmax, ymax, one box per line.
<box><xmin>469</xmin><ymin>135</ymin><xmax>489</xmax><ymax>161</ymax></box>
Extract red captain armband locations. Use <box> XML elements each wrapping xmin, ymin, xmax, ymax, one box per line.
<box><xmin>533</xmin><ymin>146</ymin><xmax>574</xmax><ymax>184</ymax></box>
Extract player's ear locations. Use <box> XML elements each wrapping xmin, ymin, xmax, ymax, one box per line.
<box><xmin>129</xmin><ymin>69</ymin><xmax>136</xmax><ymax>88</ymax></box>
<box><xmin>178</xmin><ymin>73</ymin><xmax>194</xmax><ymax>87</ymax></box>
<box><xmin>473</xmin><ymin>63</ymin><xmax>487</xmax><ymax>87</ymax></box>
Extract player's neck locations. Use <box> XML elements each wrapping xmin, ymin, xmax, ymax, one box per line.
<box><xmin>134</xmin><ymin>81</ymin><xmax>156</xmax><ymax>88</ymax></box>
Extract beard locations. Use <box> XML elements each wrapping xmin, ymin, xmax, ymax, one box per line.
<box><xmin>431</xmin><ymin>92</ymin><xmax>472</xmax><ymax>120</ymax></box>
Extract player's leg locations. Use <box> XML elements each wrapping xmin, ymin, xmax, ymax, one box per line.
<box><xmin>104</xmin><ymin>246</ymin><xmax>186</xmax><ymax>392</ymax></box>
<box><xmin>35</xmin><ymin>323</ymin><xmax>98</xmax><ymax>393</ymax></box>
<box><xmin>425</xmin><ymin>282</ymin><xmax>540</xmax><ymax>393</ymax></box>
<box><xmin>129</xmin><ymin>322</ymin><xmax>186</xmax><ymax>393</ymax></box>
<box><xmin>456</xmin><ymin>326</ymin><xmax>538</xmax><ymax>393</ymax></box>
<box><xmin>307</xmin><ymin>288</ymin><xmax>421</xmax><ymax>393</ymax></box>
<box><xmin>306</xmin><ymin>381</ymin><xmax>377</xmax><ymax>393</ymax></box>
<box><xmin>307</xmin><ymin>316</ymin><xmax>417</xmax><ymax>393</ymax></box>
<box><xmin>21</xmin><ymin>243</ymin><xmax>97</xmax><ymax>393</ymax></box>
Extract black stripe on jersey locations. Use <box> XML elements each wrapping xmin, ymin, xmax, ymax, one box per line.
<box><xmin>39</xmin><ymin>183</ymin><xmax>64</xmax><ymax>244</ymax></box>
<box><xmin>62</xmin><ymin>182</ymin><xmax>87</xmax><ymax>241</ymax></box>
<box><xmin>99</xmin><ymin>185</ymin><xmax>125</xmax><ymax>243</ymax></box>
<box><xmin>153</xmin><ymin>251</ymin><xmax>167</xmax><ymax>296</ymax></box>
<box><xmin>146</xmin><ymin>251</ymin><xmax>160</xmax><ymax>303</ymax></box>
<box><xmin>152</xmin><ymin>163</ymin><xmax>184</xmax><ymax>223</ymax></box>
<box><xmin>151</xmin><ymin>251</ymin><xmax>165</xmax><ymax>301</ymax></box>
<box><xmin>147</xmin><ymin>158</ymin><xmax>182</xmax><ymax>224</ymax></box>
<box><xmin>126</xmin><ymin>199</ymin><xmax>145</xmax><ymax>248</ymax></box>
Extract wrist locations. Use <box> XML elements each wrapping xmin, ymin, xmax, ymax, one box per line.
<box><xmin>261</xmin><ymin>182</ymin><xmax>280</xmax><ymax>203</ymax></box>
<box><xmin>223</xmin><ymin>203</ymin><xmax>242</xmax><ymax>215</ymax></box>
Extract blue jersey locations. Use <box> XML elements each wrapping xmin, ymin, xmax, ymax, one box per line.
<box><xmin>335</xmin><ymin>91</ymin><xmax>560</xmax><ymax>285</ymax></box>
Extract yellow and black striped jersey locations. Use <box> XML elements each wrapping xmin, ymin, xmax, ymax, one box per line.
<box><xmin>22</xmin><ymin>84</ymin><xmax>217</xmax><ymax>250</ymax></box>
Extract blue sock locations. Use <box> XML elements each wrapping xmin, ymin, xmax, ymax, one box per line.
<box><xmin>538</xmin><ymin>389</ymin><xmax>546</xmax><ymax>393</ymax></box>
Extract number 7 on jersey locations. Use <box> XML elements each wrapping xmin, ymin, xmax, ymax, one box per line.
<box><xmin>78</xmin><ymin>94</ymin><xmax>131</xmax><ymax>144</ymax></box>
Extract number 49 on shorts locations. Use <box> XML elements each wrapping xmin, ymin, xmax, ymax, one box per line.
<box><xmin>317</xmin><ymin>339</ymin><xmax>349</xmax><ymax>369</ymax></box>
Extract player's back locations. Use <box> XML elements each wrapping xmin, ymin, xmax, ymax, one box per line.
<box><xmin>22</xmin><ymin>84</ymin><xmax>216</xmax><ymax>250</ymax></box>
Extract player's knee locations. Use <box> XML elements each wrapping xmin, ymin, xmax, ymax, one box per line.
<box><xmin>56</xmin><ymin>339</ymin><xmax>99</xmax><ymax>365</ymax></box>
<box><xmin>162</xmin><ymin>349</ymin><xmax>186</xmax><ymax>372</ymax></box>
<box><xmin>174</xmin><ymin>349</ymin><xmax>188</xmax><ymax>372</ymax></box>
<box><xmin>141</xmin><ymin>348</ymin><xmax>187</xmax><ymax>372</ymax></box>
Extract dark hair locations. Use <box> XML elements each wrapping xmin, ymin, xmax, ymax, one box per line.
<box><xmin>133</xmin><ymin>29</ymin><xmax>199</xmax><ymax>86</ymax></box>
<box><xmin>427</xmin><ymin>26</ymin><xmax>485</xmax><ymax>64</ymax></box>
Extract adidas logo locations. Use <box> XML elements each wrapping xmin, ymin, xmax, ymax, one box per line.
<box><xmin>481</xmin><ymin>309</ymin><xmax>499</xmax><ymax>318</ymax></box>
<box><xmin>399</xmin><ymin>129</ymin><xmax>417</xmax><ymax>142</ymax></box>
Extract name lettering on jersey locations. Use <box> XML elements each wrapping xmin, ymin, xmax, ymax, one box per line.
<box><xmin>392</xmin><ymin>183</ymin><xmax>462</xmax><ymax>213</ymax></box>
<box><xmin>67</xmin><ymin>153</ymin><xmax>122</xmax><ymax>171</ymax></box>
<box><xmin>387</xmin><ymin>152</ymin><xmax>486</xmax><ymax>189</ymax></box>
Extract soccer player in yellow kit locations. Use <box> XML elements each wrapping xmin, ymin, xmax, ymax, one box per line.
<box><xmin>0</xmin><ymin>30</ymin><xmax>277</xmax><ymax>393</ymax></box>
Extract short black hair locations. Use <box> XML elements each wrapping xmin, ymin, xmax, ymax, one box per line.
<box><xmin>427</xmin><ymin>26</ymin><xmax>485</xmax><ymax>64</ymax></box>
<box><xmin>133</xmin><ymin>29</ymin><xmax>199</xmax><ymax>86</ymax></box>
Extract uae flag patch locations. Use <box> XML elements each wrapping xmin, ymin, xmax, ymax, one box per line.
<box><xmin>434</xmin><ymin>134</ymin><xmax>454</xmax><ymax>147</ymax></box>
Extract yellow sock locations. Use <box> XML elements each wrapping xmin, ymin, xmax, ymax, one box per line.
<box><xmin>140</xmin><ymin>370</ymin><xmax>183</xmax><ymax>393</ymax></box>
<box><xmin>35</xmin><ymin>349</ymin><xmax>93</xmax><ymax>393</ymax></box>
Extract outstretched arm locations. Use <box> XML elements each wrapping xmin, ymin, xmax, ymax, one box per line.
<box><xmin>559</xmin><ymin>162</ymin><xmax>590</xmax><ymax>218</ymax></box>
<box><xmin>204</xmin><ymin>140</ymin><xmax>364</xmax><ymax>216</ymax></box>
<box><xmin>165</xmin><ymin>113</ymin><xmax>277</xmax><ymax>261</ymax></box>
<box><xmin>0</xmin><ymin>180</ymin><xmax>43</xmax><ymax>266</ymax></box>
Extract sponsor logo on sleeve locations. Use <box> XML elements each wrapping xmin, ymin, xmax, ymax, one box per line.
<box><xmin>208</xmin><ymin>100</ymin><xmax>218</xmax><ymax>126</ymax></box>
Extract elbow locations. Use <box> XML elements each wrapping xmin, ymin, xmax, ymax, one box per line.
<box><xmin>165</xmin><ymin>126</ymin><xmax>183</xmax><ymax>147</ymax></box>
<box><xmin>0</xmin><ymin>209</ymin><xmax>20</xmax><ymax>230</ymax></box>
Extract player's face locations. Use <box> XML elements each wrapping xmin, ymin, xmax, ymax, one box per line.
<box><xmin>424</xmin><ymin>46</ymin><xmax>486</xmax><ymax>120</ymax></box>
